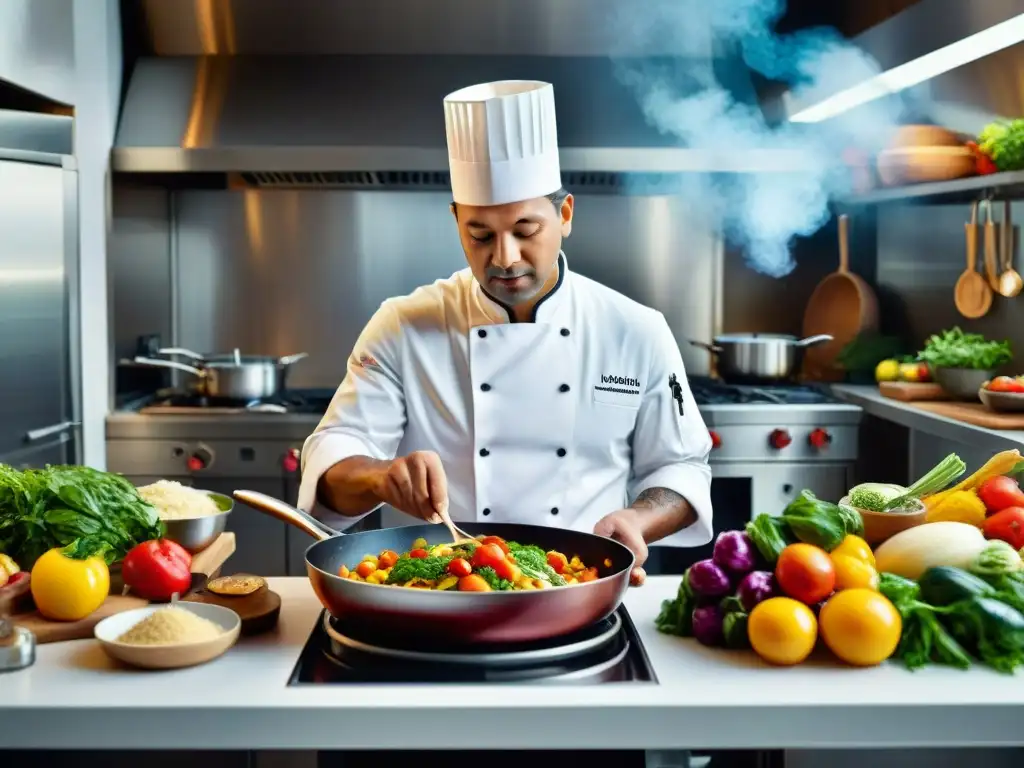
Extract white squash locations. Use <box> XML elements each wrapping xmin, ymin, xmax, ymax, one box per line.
<box><xmin>873</xmin><ymin>522</ymin><xmax>988</xmax><ymax>580</ymax></box>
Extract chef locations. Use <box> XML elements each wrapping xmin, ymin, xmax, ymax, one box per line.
<box><xmin>297</xmin><ymin>80</ymin><xmax>713</xmax><ymax>584</ymax></box>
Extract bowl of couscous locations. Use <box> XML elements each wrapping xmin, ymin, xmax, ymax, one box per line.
<box><xmin>94</xmin><ymin>602</ymin><xmax>241</xmax><ymax>669</ymax></box>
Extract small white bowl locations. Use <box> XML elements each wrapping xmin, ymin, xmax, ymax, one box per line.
<box><xmin>94</xmin><ymin>602</ymin><xmax>241</xmax><ymax>670</ymax></box>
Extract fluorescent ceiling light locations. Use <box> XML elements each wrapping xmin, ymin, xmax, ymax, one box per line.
<box><xmin>789</xmin><ymin>13</ymin><xmax>1024</xmax><ymax>123</ymax></box>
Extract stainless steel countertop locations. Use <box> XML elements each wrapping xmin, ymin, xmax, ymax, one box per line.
<box><xmin>832</xmin><ymin>385</ymin><xmax>1024</xmax><ymax>452</ymax></box>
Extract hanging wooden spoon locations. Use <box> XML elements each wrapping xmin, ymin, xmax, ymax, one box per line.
<box><xmin>955</xmin><ymin>201</ymin><xmax>992</xmax><ymax>318</ymax></box>
<box><xmin>998</xmin><ymin>199</ymin><xmax>1023</xmax><ymax>298</ymax></box>
<box><xmin>983</xmin><ymin>199</ymin><xmax>1001</xmax><ymax>290</ymax></box>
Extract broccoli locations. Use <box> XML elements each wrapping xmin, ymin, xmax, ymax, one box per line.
<box><xmin>847</xmin><ymin>482</ymin><xmax>907</xmax><ymax>512</ymax></box>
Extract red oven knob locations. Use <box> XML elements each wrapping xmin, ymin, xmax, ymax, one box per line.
<box><xmin>282</xmin><ymin>448</ymin><xmax>300</xmax><ymax>473</ymax></box>
<box><xmin>809</xmin><ymin>428</ymin><xmax>832</xmax><ymax>449</ymax></box>
<box><xmin>187</xmin><ymin>446</ymin><xmax>213</xmax><ymax>472</ymax></box>
<box><xmin>769</xmin><ymin>429</ymin><xmax>792</xmax><ymax>450</ymax></box>
<box><xmin>709</xmin><ymin>430</ymin><xmax>722</xmax><ymax>449</ymax></box>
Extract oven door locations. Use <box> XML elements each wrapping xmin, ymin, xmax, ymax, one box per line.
<box><xmin>644</xmin><ymin>462</ymin><xmax>853</xmax><ymax>576</ymax></box>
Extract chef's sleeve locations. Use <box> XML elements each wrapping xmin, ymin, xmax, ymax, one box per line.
<box><xmin>297</xmin><ymin>300</ymin><xmax>406</xmax><ymax>529</ymax></box>
<box><xmin>628</xmin><ymin>314</ymin><xmax>713</xmax><ymax>547</ymax></box>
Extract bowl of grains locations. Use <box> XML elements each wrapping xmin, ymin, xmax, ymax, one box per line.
<box><xmin>136</xmin><ymin>480</ymin><xmax>233</xmax><ymax>553</ymax></box>
<box><xmin>94</xmin><ymin>602</ymin><xmax>241</xmax><ymax>669</ymax></box>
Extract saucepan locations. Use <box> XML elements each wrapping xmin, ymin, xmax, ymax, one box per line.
<box><xmin>690</xmin><ymin>333</ymin><xmax>833</xmax><ymax>384</ymax></box>
<box><xmin>127</xmin><ymin>348</ymin><xmax>308</xmax><ymax>401</ymax></box>
<box><xmin>232</xmin><ymin>490</ymin><xmax>635</xmax><ymax>645</ymax></box>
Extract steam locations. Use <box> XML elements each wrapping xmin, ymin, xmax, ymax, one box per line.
<box><xmin>610</xmin><ymin>0</ymin><xmax>904</xmax><ymax>276</ymax></box>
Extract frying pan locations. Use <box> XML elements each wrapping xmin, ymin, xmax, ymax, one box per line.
<box><xmin>232</xmin><ymin>490</ymin><xmax>635</xmax><ymax>645</ymax></box>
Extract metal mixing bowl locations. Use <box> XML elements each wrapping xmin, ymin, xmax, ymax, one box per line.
<box><xmin>161</xmin><ymin>491</ymin><xmax>233</xmax><ymax>553</ymax></box>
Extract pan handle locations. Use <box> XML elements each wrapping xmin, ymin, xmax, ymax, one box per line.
<box><xmin>688</xmin><ymin>339</ymin><xmax>723</xmax><ymax>354</ymax></box>
<box><xmin>131</xmin><ymin>356</ymin><xmax>206</xmax><ymax>377</ymax></box>
<box><xmin>232</xmin><ymin>489</ymin><xmax>339</xmax><ymax>542</ymax></box>
<box><xmin>156</xmin><ymin>347</ymin><xmax>206</xmax><ymax>361</ymax></box>
<box><xmin>277</xmin><ymin>352</ymin><xmax>309</xmax><ymax>366</ymax></box>
<box><xmin>794</xmin><ymin>334</ymin><xmax>834</xmax><ymax>348</ymax></box>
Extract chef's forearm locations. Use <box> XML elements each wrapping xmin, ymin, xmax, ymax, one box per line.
<box><xmin>317</xmin><ymin>456</ymin><xmax>391</xmax><ymax>517</ymax></box>
<box><xmin>629</xmin><ymin>487</ymin><xmax>697</xmax><ymax>542</ymax></box>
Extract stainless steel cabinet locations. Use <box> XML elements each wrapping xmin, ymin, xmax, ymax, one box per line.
<box><xmin>0</xmin><ymin>112</ymin><xmax>79</xmax><ymax>468</ymax></box>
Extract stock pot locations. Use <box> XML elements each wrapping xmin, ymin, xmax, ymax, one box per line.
<box><xmin>130</xmin><ymin>348</ymin><xmax>308</xmax><ymax>400</ymax></box>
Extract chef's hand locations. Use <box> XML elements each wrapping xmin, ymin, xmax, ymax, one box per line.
<box><xmin>593</xmin><ymin>509</ymin><xmax>648</xmax><ymax>586</ymax></box>
<box><xmin>377</xmin><ymin>450</ymin><xmax>448</xmax><ymax>523</ymax></box>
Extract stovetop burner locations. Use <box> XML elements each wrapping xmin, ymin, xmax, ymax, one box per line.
<box><xmin>688</xmin><ymin>376</ymin><xmax>838</xmax><ymax>406</ymax></box>
<box><xmin>287</xmin><ymin>606</ymin><xmax>657</xmax><ymax>685</ymax></box>
<box><xmin>134</xmin><ymin>388</ymin><xmax>336</xmax><ymax>415</ymax></box>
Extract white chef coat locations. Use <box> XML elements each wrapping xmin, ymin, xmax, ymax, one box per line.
<box><xmin>297</xmin><ymin>252</ymin><xmax>713</xmax><ymax>547</ymax></box>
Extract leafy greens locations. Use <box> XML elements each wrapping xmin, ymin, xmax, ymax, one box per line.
<box><xmin>918</xmin><ymin>327</ymin><xmax>1013</xmax><ymax>370</ymax></box>
<box><xmin>0</xmin><ymin>463</ymin><xmax>165</xmax><ymax>567</ymax></box>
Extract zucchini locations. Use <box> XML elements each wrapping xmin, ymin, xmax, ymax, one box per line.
<box><xmin>918</xmin><ymin>566</ymin><xmax>996</xmax><ymax>607</ymax></box>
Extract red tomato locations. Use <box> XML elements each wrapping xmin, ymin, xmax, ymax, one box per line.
<box><xmin>986</xmin><ymin>376</ymin><xmax>1024</xmax><ymax>394</ymax></box>
<box><xmin>983</xmin><ymin>507</ymin><xmax>1024</xmax><ymax>550</ymax></box>
<box><xmin>546</xmin><ymin>551</ymin><xmax>568</xmax><ymax>574</ymax></box>
<box><xmin>409</xmin><ymin>548</ymin><xmax>429</xmax><ymax>559</ymax></box>
<box><xmin>458</xmin><ymin>574</ymin><xmax>491</xmax><ymax>592</ymax></box>
<box><xmin>479</xmin><ymin>536</ymin><xmax>510</xmax><ymax>555</ymax></box>
<box><xmin>977</xmin><ymin>476</ymin><xmax>1024</xmax><ymax>512</ymax></box>
<box><xmin>377</xmin><ymin>550</ymin><xmax>398</xmax><ymax>569</ymax></box>
<box><xmin>447</xmin><ymin>557</ymin><xmax>472</xmax><ymax>577</ymax></box>
<box><xmin>470</xmin><ymin>543</ymin><xmax>506</xmax><ymax>570</ymax></box>
<box><xmin>491</xmin><ymin>558</ymin><xmax>522</xmax><ymax>583</ymax></box>
<box><xmin>775</xmin><ymin>543</ymin><xmax>836</xmax><ymax>605</ymax></box>
<box><xmin>356</xmin><ymin>561</ymin><xmax>377</xmax><ymax>578</ymax></box>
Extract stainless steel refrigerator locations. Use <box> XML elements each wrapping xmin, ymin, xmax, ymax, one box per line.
<box><xmin>0</xmin><ymin>108</ymin><xmax>80</xmax><ymax>469</ymax></box>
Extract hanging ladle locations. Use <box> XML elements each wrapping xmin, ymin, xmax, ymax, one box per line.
<box><xmin>998</xmin><ymin>200</ymin><xmax>1023</xmax><ymax>298</ymax></box>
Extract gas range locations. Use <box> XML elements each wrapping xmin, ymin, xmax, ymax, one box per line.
<box><xmin>287</xmin><ymin>606</ymin><xmax>657</xmax><ymax>686</ymax></box>
<box><xmin>686</xmin><ymin>377</ymin><xmax>862</xmax><ymax>464</ymax></box>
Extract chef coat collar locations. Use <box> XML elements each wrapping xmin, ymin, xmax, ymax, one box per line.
<box><xmin>475</xmin><ymin>251</ymin><xmax>570</xmax><ymax>325</ymax></box>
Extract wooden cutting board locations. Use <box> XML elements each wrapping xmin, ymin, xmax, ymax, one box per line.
<box><xmin>10</xmin><ymin>532</ymin><xmax>235</xmax><ymax>644</ymax></box>
<box><xmin>184</xmin><ymin>579</ymin><xmax>281</xmax><ymax>636</ymax></box>
<box><xmin>879</xmin><ymin>382</ymin><xmax>948</xmax><ymax>401</ymax></box>
<box><xmin>909</xmin><ymin>401</ymin><xmax>1024</xmax><ymax>430</ymax></box>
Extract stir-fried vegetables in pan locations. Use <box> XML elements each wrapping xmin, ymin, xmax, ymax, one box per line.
<box><xmin>337</xmin><ymin>535</ymin><xmax>601</xmax><ymax>591</ymax></box>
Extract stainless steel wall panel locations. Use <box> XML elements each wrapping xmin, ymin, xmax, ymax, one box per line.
<box><xmin>166</xmin><ymin>189</ymin><xmax>720</xmax><ymax>387</ymax></box>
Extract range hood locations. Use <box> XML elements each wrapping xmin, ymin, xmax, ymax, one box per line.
<box><xmin>111</xmin><ymin>0</ymin><xmax>815</xmax><ymax>190</ymax></box>
<box><xmin>112</xmin><ymin>54</ymin><xmax>812</xmax><ymax>190</ymax></box>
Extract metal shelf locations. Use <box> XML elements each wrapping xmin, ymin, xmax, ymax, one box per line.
<box><xmin>838</xmin><ymin>170</ymin><xmax>1024</xmax><ymax>207</ymax></box>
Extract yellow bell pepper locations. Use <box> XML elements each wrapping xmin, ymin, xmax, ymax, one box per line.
<box><xmin>30</xmin><ymin>547</ymin><xmax>109</xmax><ymax>621</ymax></box>
<box><xmin>925</xmin><ymin>489</ymin><xmax>988</xmax><ymax>527</ymax></box>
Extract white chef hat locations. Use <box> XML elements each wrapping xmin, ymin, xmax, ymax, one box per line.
<box><xmin>443</xmin><ymin>80</ymin><xmax>562</xmax><ymax>207</ymax></box>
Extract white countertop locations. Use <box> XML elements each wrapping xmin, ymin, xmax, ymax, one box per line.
<box><xmin>2</xmin><ymin>576</ymin><xmax>1023</xmax><ymax>751</ymax></box>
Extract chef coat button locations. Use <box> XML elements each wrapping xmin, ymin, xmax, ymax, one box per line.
<box><xmin>482</xmin><ymin>508</ymin><xmax>491</xmax><ymax>516</ymax></box>
<box><xmin>479</xmin><ymin>448</ymin><xmax>490</xmax><ymax>457</ymax></box>
<box><xmin>560</xmin><ymin>328</ymin><xmax>570</xmax><ymax>337</ymax></box>
<box><xmin>557</xmin><ymin>448</ymin><xmax>567</xmax><ymax>457</ymax></box>
<box><xmin>559</xmin><ymin>383</ymin><xmax>570</xmax><ymax>393</ymax></box>
<box><xmin>550</xmin><ymin>507</ymin><xmax>559</xmax><ymax>515</ymax></box>
<box><xmin>478</xmin><ymin>329</ymin><xmax>487</xmax><ymax>338</ymax></box>
<box><xmin>480</xmin><ymin>383</ymin><xmax>491</xmax><ymax>392</ymax></box>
